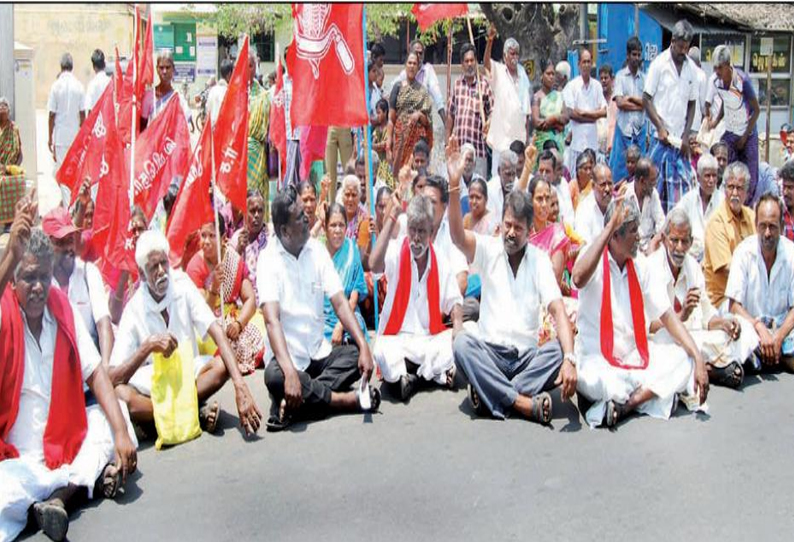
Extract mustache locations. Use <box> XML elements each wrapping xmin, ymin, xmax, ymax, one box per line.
<box><xmin>155</xmin><ymin>275</ymin><xmax>169</xmax><ymax>289</ymax></box>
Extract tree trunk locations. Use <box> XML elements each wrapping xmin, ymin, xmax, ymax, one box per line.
<box><xmin>479</xmin><ymin>3</ymin><xmax>581</xmax><ymax>86</ymax></box>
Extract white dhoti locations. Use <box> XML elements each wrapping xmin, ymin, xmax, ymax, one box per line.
<box><xmin>653</xmin><ymin>316</ymin><xmax>759</xmax><ymax>369</ymax></box>
<box><xmin>576</xmin><ymin>343</ymin><xmax>697</xmax><ymax>428</ymax></box>
<box><xmin>128</xmin><ymin>354</ymin><xmax>214</xmax><ymax>396</ymax></box>
<box><xmin>373</xmin><ymin>331</ymin><xmax>454</xmax><ymax>385</ymax></box>
<box><xmin>0</xmin><ymin>401</ymin><xmax>137</xmax><ymax>541</ymax></box>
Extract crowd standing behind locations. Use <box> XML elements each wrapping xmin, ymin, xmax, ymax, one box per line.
<box><xmin>3</xmin><ymin>17</ymin><xmax>794</xmax><ymax>542</ymax></box>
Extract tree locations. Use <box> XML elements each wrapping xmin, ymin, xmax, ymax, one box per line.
<box><xmin>479</xmin><ymin>4</ymin><xmax>581</xmax><ymax>84</ymax></box>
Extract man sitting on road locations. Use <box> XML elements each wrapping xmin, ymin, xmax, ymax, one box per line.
<box><xmin>572</xmin><ymin>196</ymin><xmax>709</xmax><ymax>428</ymax></box>
<box><xmin>109</xmin><ymin>230</ymin><xmax>262</xmax><ymax>437</ymax></box>
<box><xmin>0</xmin><ymin>195</ymin><xmax>137</xmax><ymax>542</ymax></box>
<box><xmin>648</xmin><ymin>208</ymin><xmax>758</xmax><ymax>389</ymax></box>
<box><xmin>370</xmin><ymin>192</ymin><xmax>463</xmax><ymax>401</ymax></box>
<box><xmin>574</xmin><ymin>163</ymin><xmax>614</xmax><ymax>248</ymax></box>
<box><xmin>627</xmin><ymin>157</ymin><xmax>665</xmax><ymax>255</ymax></box>
<box><xmin>446</xmin><ymin>137</ymin><xmax>578</xmax><ymax>425</ymax></box>
<box><xmin>672</xmin><ymin>153</ymin><xmax>724</xmax><ymax>262</ymax></box>
<box><xmin>258</xmin><ymin>186</ymin><xmax>379</xmax><ymax>431</ymax></box>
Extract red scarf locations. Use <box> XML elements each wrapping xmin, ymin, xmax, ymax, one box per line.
<box><xmin>0</xmin><ymin>287</ymin><xmax>88</xmax><ymax>469</ymax></box>
<box><xmin>599</xmin><ymin>248</ymin><xmax>649</xmax><ymax>370</ymax></box>
<box><xmin>383</xmin><ymin>237</ymin><xmax>446</xmax><ymax>336</ymax></box>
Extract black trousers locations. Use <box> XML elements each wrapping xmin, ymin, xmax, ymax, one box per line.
<box><xmin>264</xmin><ymin>345</ymin><xmax>361</xmax><ymax>414</ymax></box>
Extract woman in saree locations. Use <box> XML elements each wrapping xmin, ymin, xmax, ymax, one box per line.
<box><xmin>187</xmin><ymin>220</ymin><xmax>265</xmax><ymax>375</ymax></box>
<box><xmin>341</xmin><ymin>174</ymin><xmax>372</xmax><ymax>267</ymax></box>
<box><xmin>299</xmin><ymin>180</ymin><xmax>326</xmax><ymax>239</ymax></box>
<box><xmin>0</xmin><ymin>96</ymin><xmax>22</xmax><ymax>172</ymax></box>
<box><xmin>386</xmin><ymin>52</ymin><xmax>434</xmax><ymax>175</ymax></box>
<box><xmin>323</xmin><ymin>203</ymin><xmax>368</xmax><ymax>344</ymax></box>
<box><xmin>569</xmin><ymin>151</ymin><xmax>594</xmax><ymax>211</ymax></box>
<box><xmin>247</xmin><ymin>50</ymin><xmax>270</xmax><ymax>210</ymax></box>
<box><xmin>462</xmin><ymin>178</ymin><xmax>498</xmax><ymax>236</ymax></box>
<box><xmin>531</xmin><ymin>61</ymin><xmax>567</xmax><ymax>157</ymax></box>
<box><xmin>229</xmin><ymin>189</ymin><xmax>269</xmax><ymax>298</ymax></box>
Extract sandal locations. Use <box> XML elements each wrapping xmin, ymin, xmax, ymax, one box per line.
<box><xmin>445</xmin><ymin>365</ymin><xmax>457</xmax><ymax>389</ymax></box>
<box><xmin>711</xmin><ymin>361</ymin><xmax>744</xmax><ymax>389</ymax></box>
<box><xmin>399</xmin><ymin>374</ymin><xmax>419</xmax><ymax>402</ymax></box>
<box><xmin>529</xmin><ymin>392</ymin><xmax>553</xmax><ymax>425</ymax></box>
<box><xmin>605</xmin><ymin>400</ymin><xmax>629</xmax><ymax>428</ymax></box>
<box><xmin>95</xmin><ymin>462</ymin><xmax>121</xmax><ymax>499</ymax></box>
<box><xmin>362</xmin><ymin>387</ymin><xmax>381</xmax><ymax>412</ymax></box>
<box><xmin>266</xmin><ymin>399</ymin><xmax>292</xmax><ymax>432</ymax></box>
<box><xmin>33</xmin><ymin>499</ymin><xmax>69</xmax><ymax>542</ymax></box>
<box><xmin>199</xmin><ymin>401</ymin><xmax>220</xmax><ymax>434</ymax></box>
<box><xmin>468</xmin><ymin>383</ymin><xmax>488</xmax><ymax>417</ymax></box>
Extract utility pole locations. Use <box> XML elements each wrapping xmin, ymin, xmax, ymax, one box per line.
<box><xmin>0</xmin><ymin>4</ymin><xmax>14</xmax><ymax>119</ymax></box>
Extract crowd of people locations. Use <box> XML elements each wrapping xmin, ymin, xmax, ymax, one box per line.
<box><xmin>3</xmin><ymin>17</ymin><xmax>794</xmax><ymax>542</ymax></box>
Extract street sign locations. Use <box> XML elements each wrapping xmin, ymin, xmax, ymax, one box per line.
<box><xmin>173</xmin><ymin>62</ymin><xmax>196</xmax><ymax>83</ymax></box>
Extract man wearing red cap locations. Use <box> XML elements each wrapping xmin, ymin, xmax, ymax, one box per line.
<box><xmin>42</xmin><ymin>207</ymin><xmax>114</xmax><ymax>368</ymax></box>
<box><xmin>0</xmin><ymin>194</ymin><xmax>137</xmax><ymax>542</ymax></box>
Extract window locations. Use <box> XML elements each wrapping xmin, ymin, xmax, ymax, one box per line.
<box><xmin>701</xmin><ymin>34</ymin><xmax>745</xmax><ymax>68</ymax></box>
<box><xmin>749</xmin><ymin>35</ymin><xmax>792</xmax><ymax>108</ymax></box>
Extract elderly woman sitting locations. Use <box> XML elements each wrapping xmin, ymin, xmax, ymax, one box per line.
<box><xmin>338</xmin><ymin>174</ymin><xmax>372</xmax><ymax>267</ymax></box>
<box><xmin>0</xmin><ymin>97</ymin><xmax>22</xmax><ymax>174</ymax></box>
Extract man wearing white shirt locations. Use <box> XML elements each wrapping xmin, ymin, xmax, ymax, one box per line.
<box><xmin>207</xmin><ymin>59</ymin><xmax>232</xmax><ymax>125</ymax></box>
<box><xmin>687</xmin><ymin>47</ymin><xmax>708</xmax><ymax>132</ymax></box>
<box><xmin>727</xmin><ymin>195</ymin><xmax>794</xmax><ymax>372</ymax></box>
<box><xmin>574</xmin><ymin>163</ymin><xmax>613</xmax><ymax>247</ymax></box>
<box><xmin>571</xmin><ymin>197</ymin><xmax>708</xmax><ymax>428</ymax></box>
<box><xmin>84</xmin><ymin>49</ymin><xmax>110</xmax><ymax>115</ymax></box>
<box><xmin>110</xmin><ymin>231</ymin><xmax>262</xmax><ymax>436</ymax></box>
<box><xmin>393</xmin><ymin>40</ymin><xmax>446</xmax><ymax>125</ymax></box>
<box><xmin>648</xmin><ymin>209</ymin><xmax>759</xmax><ymax>389</ymax></box>
<box><xmin>446</xmin><ymin>138</ymin><xmax>577</xmax><ymax>424</ymax></box>
<box><xmin>627</xmin><ymin>158</ymin><xmax>665</xmax><ymax>255</ymax></box>
<box><xmin>369</xmin><ymin>194</ymin><xmax>463</xmax><ymax>401</ymax></box>
<box><xmin>643</xmin><ymin>20</ymin><xmax>698</xmax><ymax>213</ymax></box>
<box><xmin>258</xmin><ymin>187</ymin><xmax>378</xmax><ymax>431</ymax></box>
<box><xmin>486</xmin><ymin>150</ymin><xmax>518</xmax><ymax>223</ymax></box>
<box><xmin>672</xmin><ymin>153</ymin><xmax>724</xmax><ymax>262</ymax></box>
<box><xmin>562</xmin><ymin>48</ymin><xmax>607</xmax><ymax>175</ymax></box>
<box><xmin>48</xmin><ymin>53</ymin><xmax>85</xmax><ymax>170</ymax></box>
<box><xmin>539</xmin><ymin>150</ymin><xmax>574</xmax><ymax>226</ymax></box>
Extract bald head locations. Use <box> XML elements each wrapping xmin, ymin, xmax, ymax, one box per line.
<box><xmin>634</xmin><ymin>158</ymin><xmax>657</xmax><ymax>200</ymax></box>
<box><xmin>593</xmin><ymin>164</ymin><xmax>614</xmax><ymax>210</ymax></box>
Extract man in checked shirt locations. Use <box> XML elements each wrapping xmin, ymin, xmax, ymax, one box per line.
<box><xmin>447</xmin><ymin>43</ymin><xmax>493</xmax><ymax>181</ymax></box>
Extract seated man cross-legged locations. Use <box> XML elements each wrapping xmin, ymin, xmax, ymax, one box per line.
<box><xmin>369</xmin><ymin>190</ymin><xmax>463</xmax><ymax>401</ymax></box>
<box><xmin>258</xmin><ymin>186</ymin><xmax>379</xmax><ymax>432</ymax></box>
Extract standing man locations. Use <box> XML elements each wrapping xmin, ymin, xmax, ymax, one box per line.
<box><xmin>705</xmin><ymin>45</ymin><xmax>760</xmax><ymax>205</ymax></box>
<box><xmin>687</xmin><ymin>46</ymin><xmax>708</xmax><ymax>133</ymax></box>
<box><xmin>610</xmin><ymin>37</ymin><xmax>647</xmax><ymax>185</ymax></box>
<box><xmin>84</xmin><ymin>49</ymin><xmax>109</xmax><ymax>115</ymax></box>
<box><xmin>484</xmin><ymin>24</ymin><xmax>531</xmax><ymax>178</ymax></box>
<box><xmin>447</xmin><ymin>43</ymin><xmax>493</xmax><ymax>181</ymax></box>
<box><xmin>643</xmin><ymin>20</ymin><xmax>698</xmax><ymax>213</ymax></box>
<box><xmin>207</xmin><ymin>59</ymin><xmax>233</xmax><ymax>125</ymax></box>
<box><xmin>597</xmin><ymin>64</ymin><xmax>617</xmax><ymax>162</ymax></box>
<box><xmin>48</xmin><ymin>53</ymin><xmax>85</xmax><ymax>176</ymax></box>
<box><xmin>562</xmin><ymin>48</ymin><xmax>607</xmax><ymax>176</ymax></box>
<box><xmin>394</xmin><ymin>39</ymin><xmax>446</xmax><ymax>125</ymax></box>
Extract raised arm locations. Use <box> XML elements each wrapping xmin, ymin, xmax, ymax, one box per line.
<box><xmin>515</xmin><ymin>140</ymin><xmax>538</xmax><ymax>192</ymax></box>
<box><xmin>446</xmin><ymin>136</ymin><xmax>477</xmax><ymax>263</ymax></box>
<box><xmin>368</xmin><ymin>191</ymin><xmax>401</xmax><ymax>273</ymax></box>
<box><xmin>0</xmin><ymin>190</ymin><xmax>37</xmax><ymax>298</ymax></box>
<box><xmin>483</xmin><ymin>23</ymin><xmax>496</xmax><ymax>74</ymax></box>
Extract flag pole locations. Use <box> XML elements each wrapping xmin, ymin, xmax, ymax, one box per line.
<box><xmin>210</xmin><ymin>122</ymin><xmax>226</xmax><ymax>322</ymax></box>
<box><xmin>362</xmin><ymin>6</ymin><xmax>379</xmax><ymax>333</ymax></box>
<box><xmin>276</xmin><ymin>42</ymin><xmax>283</xmax><ymax>189</ymax></box>
<box><xmin>466</xmin><ymin>14</ymin><xmax>486</xmax><ymax>126</ymax></box>
<box><xmin>446</xmin><ymin>22</ymin><xmax>453</xmax><ymax>109</ymax></box>
<box><xmin>129</xmin><ymin>17</ymin><xmax>138</xmax><ymax>210</ymax></box>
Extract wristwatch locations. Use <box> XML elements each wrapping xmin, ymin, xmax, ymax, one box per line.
<box><xmin>563</xmin><ymin>352</ymin><xmax>576</xmax><ymax>365</ymax></box>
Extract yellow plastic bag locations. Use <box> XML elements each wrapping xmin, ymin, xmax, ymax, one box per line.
<box><xmin>151</xmin><ymin>343</ymin><xmax>202</xmax><ymax>450</ymax></box>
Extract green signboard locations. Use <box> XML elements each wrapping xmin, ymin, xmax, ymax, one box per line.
<box><xmin>173</xmin><ymin>22</ymin><xmax>197</xmax><ymax>62</ymax></box>
<box><xmin>154</xmin><ymin>23</ymin><xmax>174</xmax><ymax>51</ymax></box>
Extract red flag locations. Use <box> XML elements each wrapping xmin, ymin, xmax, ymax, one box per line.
<box><xmin>135</xmin><ymin>5</ymin><xmax>154</xmax><ymax>97</ymax></box>
<box><xmin>269</xmin><ymin>58</ymin><xmax>287</xmax><ymax>171</ymax></box>
<box><xmin>132</xmin><ymin>95</ymin><xmax>191</xmax><ymax>219</ymax></box>
<box><xmin>213</xmin><ymin>36</ymin><xmax>250</xmax><ymax>214</ymax></box>
<box><xmin>411</xmin><ymin>3</ymin><xmax>468</xmax><ymax>31</ymax></box>
<box><xmin>287</xmin><ymin>4</ymin><xmax>368</xmax><ymax>127</ymax></box>
<box><xmin>299</xmin><ymin>126</ymin><xmax>328</xmax><ymax>181</ymax></box>
<box><xmin>167</xmin><ymin>118</ymin><xmax>214</xmax><ymax>264</ymax></box>
<box><xmin>55</xmin><ymin>80</ymin><xmax>121</xmax><ymax>203</ymax></box>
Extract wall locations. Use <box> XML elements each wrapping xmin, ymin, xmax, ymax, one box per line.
<box><xmin>14</xmin><ymin>4</ymin><xmax>134</xmax><ymax>108</ymax></box>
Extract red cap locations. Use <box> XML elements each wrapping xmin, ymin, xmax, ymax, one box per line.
<box><xmin>42</xmin><ymin>207</ymin><xmax>79</xmax><ymax>239</ymax></box>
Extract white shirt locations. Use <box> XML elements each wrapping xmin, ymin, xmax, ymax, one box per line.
<box><xmin>257</xmin><ymin>237</ymin><xmax>343</xmax><ymax>371</ymax></box>
<box><xmin>644</xmin><ymin>48</ymin><xmax>698</xmax><ymax>140</ymax></box>
<box><xmin>646</xmin><ymin>246</ymin><xmax>717</xmax><ymax>331</ymax></box>
<box><xmin>110</xmin><ymin>271</ymin><xmax>215</xmax><ymax>372</ymax></box>
<box><xmin>2</xmin><ymin>301</ymin><xmax>100</xmax><ymax>459</ymax></box>
<box><xmin>472</xmin><ymin>235</ymin><xmax>562</xmax><ymax>354</ymax></box>
<box><xmin>84</xmin><ymin>70</ymin><xmax>110</xmax><ymax>112</ymax></box>
<box><xmin>377</xmin><ymin>234</ymin><xmax>462</xmax><ymax>336</ymax></box>
<box><xmin>725</xmin><ymin>235</ymin><xmax>794</xmax><ymax>322</ymax></box>
<box><xmin>486</xmin><ymin>60</ymin><xmax>530</xmax><ymax>152</ymax></box>
<box><xmin>576</xmin><ymin>251</ymin><xmax>670</xmax><ymax>362</ymax></box>
<box><xmin>691</xmin><ymin>64</ymin><xmax>707</xmax><ymax>132</ymax></box>
<box><xmin>486</xmin><ymin>175</ymin><xmax>507</xmax><ymax>221</ymax></box>
<box><xmin>672</xmin><ymin>187</ymin><xmax>724</xmax><ymax>262</ymax></box>
<box><xmin>574</xmin><ymin>192</ymin><xmax>605</xmax><ymax>246</ymax></box>
<box><xmin>206</xmin><ymin>79</ymin><xmax>228</xmax><ymax>125</ymax></box>
<box><xmin>628</xmin><ymin>183</ymin><xmax>665</xmax><ymax>252</ymax></box>
<box><xmin>52</xmin><ymin>258</ymin><xmax>110</xmax><ymax>344</ymax></box>
<box><xmin>47</xmin><ymin>71</ymin><xmax>86</xmax><ymax>146</ymax></box>
<box><xmin>551</xmin><ymin>177</ymin><xmax>575</xmax><ymax>226</ymax></box>
<box><xmin>562</xmin><ymin>75</ymin><xmax>607</xmax><ymax>152</ymax></box>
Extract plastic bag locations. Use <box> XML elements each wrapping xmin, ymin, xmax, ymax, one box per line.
<box><xmin>151</xmin><ymin>343</ymin><xmax>202</xmax><ymax>450</ymax></box>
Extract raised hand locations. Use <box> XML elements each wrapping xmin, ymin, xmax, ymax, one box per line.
<box><xmin>445</xmin><ymin>135</ymin><xmax>465</xmax><ymax>188</ymax></box>
<box><xmin>8</xmin><ymin>188</ymin><xmax>38</xmax><ymax>262</ymax></box>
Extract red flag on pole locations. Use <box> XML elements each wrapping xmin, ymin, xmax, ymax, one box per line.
<box><xmin>213</xmin><ymin>36</ymin><xmax>250</xmax><ymax>213</ymax></box>
<box><xmin>132</xmin><ymin>95</ymin><xmax>191</xmax><ymax>219</ymax></box>
<box><xmin>411</xmin><ymin>3</ymin><xmax>469</xmax><ymax>31</ymax></box>
<box><xmin>287</xmin><ymin>4</ymin><xmax>368</xmax><ymax>127</ymax></box>
<box><xmin>135</xmin><ymin>5</ymin><xmax>154</xmax><ymax>97</ymax></box>
<box><xmin>167</xmin><ymin>118</ymin><xmax>214</xmax><ymax>264</ymax></box>
<box><xmin>269</xmin><ymin>58</ymin><xmax>287</xmax><ymax>170</ymax></box>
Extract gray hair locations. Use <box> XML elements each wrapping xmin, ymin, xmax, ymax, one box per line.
<box><xmin>697</xmin><ymin>153</ymin><xmax>718</xmax><ymax>177</ymax></box>
<box><xmin>0</xmin><ymin>96</ymin><xmax>8</xmax><ymax>109</ymax></box>
<box><xmin>15</xmin><ymin>229</ymin><xmax>54</xmax><ymax>279</ymax></box>
<box><xmin>460</xmin><ymin>143</ymin><xmax>476</xmax><ymax>159</ymax></box>
<box><xmin>341</xmin><ymin>174</ymin><xmax>361</xmax><ymax>196</ymax></box>
<box><xmin>555</xmin><ymin>61</ymin><xmax>571</xmax><ymax>80</ymax></box>
<box><xmin>60</xmin><ymin>53</ymin><xmax>74</xmax><ymax>71</ymax></box>
<box><xmin>712</xmin><ymin>45</ymin><xmax>732</xmax><ymax>67</ymax></box>
<box><xmin>156</xmin><ymin>50</ymin><xmax>174</xmax><ymax>66</ymax></box>
<box><xmin>135</xmin><ymin>229</ymin><xmax>170</xmax><ymax>270</ymax></box>
<box><xmin>406</xmin><ymin>194</ymin><xmax>434</xmax><ymax>229</ymax></box>
<box><xmin>672</xmin><ymin>20</ymin><xmax>694</xmax><ymax>43</ymax></box>
<box><xmin>688</xmin><ymin>46</ymin><xmax>701</xmax><ymax>64</ymax></box>
<box><xmin>603</xmin><ymin>196</ymin><xmax>640</xmax><ymax>236</ymax></box>
<box><xmin>663</xmin><ymin>207</ymin><xmax>693</xmax><ymax>237</ymax></box>
<box><xmin>499</xmin><ymin>150</ymin><xmax>518</xmax><ymax>169</ymax></box>
<box><xmin>503</xmin><ymin>38</ymin><xmax>520</xmax><ymax>57</ymax></box>
<box><xmin>724</xmin><ymin>161</ymin><xmax>751</xmax><ymax>191</ymax></box>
